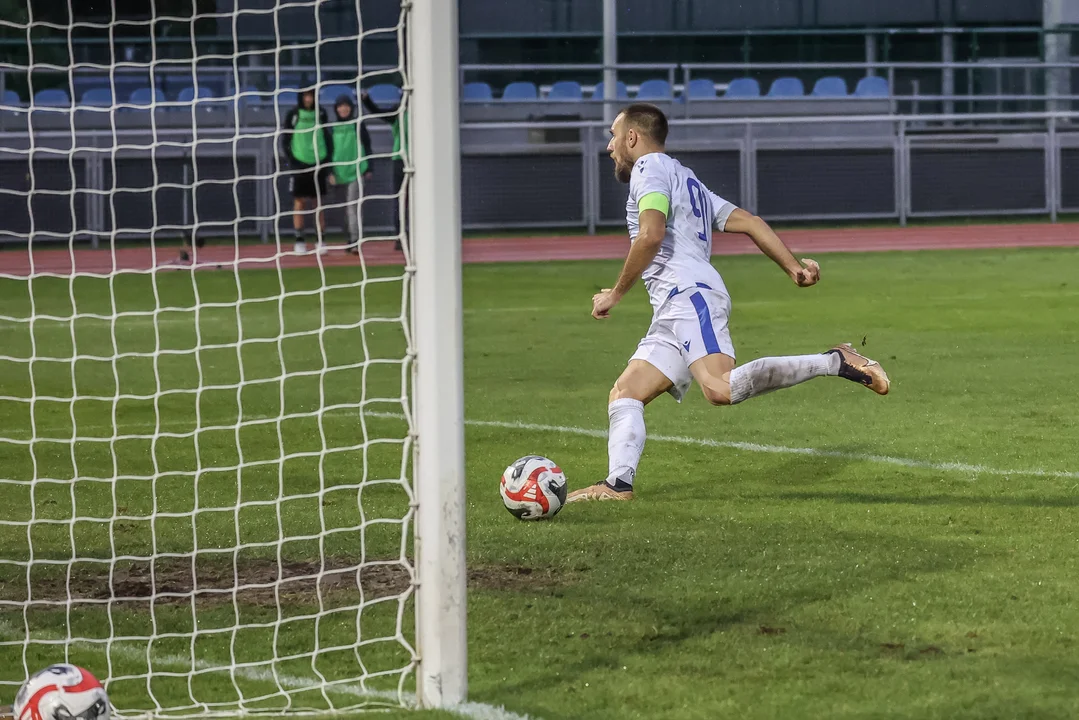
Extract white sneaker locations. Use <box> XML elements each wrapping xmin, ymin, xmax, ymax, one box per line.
<box><xmin>294</xmin><ymin>240</ymin><xmax>307</xmax><ymax>254</ymax></box>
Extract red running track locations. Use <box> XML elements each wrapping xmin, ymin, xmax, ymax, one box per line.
<box><xmin>2</xmin><ymin>222</ymin><xmax>1079</xmax><ymax>278</ymax></box>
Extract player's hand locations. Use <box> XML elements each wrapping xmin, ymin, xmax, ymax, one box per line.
<box><xmin>328</xmin><ymin>175</ymin><xmax>337</xmax><ymax>186</ymax></box>
<box><xmin>363</xmin><ymin>171</ymin><xmax>373</xmax><ymax>180</ymax></box>
<box><xmin>793</xmin><ymin>258</ymin><xmax>820</xmax><ymax>287</ymax></box>
<box><xmin>592</xmin><ymin>288</ymin><xmax>621</xmax><ymax>319</ymax></box>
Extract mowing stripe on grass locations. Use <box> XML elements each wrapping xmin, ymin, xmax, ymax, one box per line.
<box><xmin>0</xmin><ymin>619</ymin><xmax>536</xmax><ymax>720</ymax></box>
<box><xmin>5</xmin><ymin>408</ymin><xmax>1078</xmax><ymax>481</ymax></box>
<box><xmin>364</xmin><ymin>412</ymin><xmax>1079</xmax><ymax>481</ymax></box>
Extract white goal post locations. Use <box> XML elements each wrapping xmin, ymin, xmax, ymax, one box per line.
<box><xmin>0</xmin><ymin>0</ymin><xmax>465</xmax><ymax>713</ymax></box>
<box><xmin>410</xmin><ymin>0</ymin><xmax>468</xmax><ymax>709</ymax></box>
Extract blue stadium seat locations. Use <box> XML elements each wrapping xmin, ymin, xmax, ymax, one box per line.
<box><xmin>2</xmin><ymin>89</ymin><xmax>21</xmax><ymax>107</ymax></box>
<box><xmin>157</xmin><ymin>71</ymin><xmax>194</xmax><ymax>98</ymax></box>
<box><xmin>174</xmin><ymin>86</ymin><xmax>219</xmax><ymax>112</ymax></box>
<box><xmin>71</xmin><ymin>74</ymin><xmax>108</xmax><ymax>100</ymax></box>
<box><xmin>636</xmin><ymin>79</ymin><xmax>672</xmax><ymax>100</ymax></box>
<box><xmin>128</xmin><ymin>87</ymin><xmax>166</xmax><ymax>107</ymax></box>
<box><xmin>591</xmin><ymin>80</ymin><xmax>629</xmax><ymax>100</ymax></box>
<box><xmin>195</xmin><ymin>71</ymin><xmax>230</xmax><ymax>97</ymax></box>
<box><xmin>723</xmin><ymin>78</ymin><xmax>760</xmax><ymax>99</ymax></box>
<box><xmin>367</xmin><ymin>83</ymin><xmax>402</xmax><ymax>106</ymax></box>
<box><xmin>34</xmin><ymin>89</ymin><xmax>71</xmax><ymax>106</ymax></box>
<box><xmin>501</xmin><ymin>81</ymin><xmax>538</xmax><ymax>101</ymax></box>
<box><xmin>547</xmin><ymin>80</ymin><xmax>583</xmax><ymax>101</ymax></box>
<box><xmin>319</xmin><ymin>84</ymin><xmax>356</xmax><ymax>106</ymax></box>
<box><xmin>235</xmin><ymin>85</ymin><xmax>264</xmax><ymax>107</ymax></box>
<box><xmin>855</xmin><ymin>76</ymin><xmax>891</xmax><ymax>97</ymax></box>
<box><xmin>685</xmin><ymin>78</ymin><xmax>717</xmax><ymax>99</ymax></box>
<box><xmin>177</xmin><ymin>86</ymin><xmax>215</xmax><ymax>103</ymax></box>
<box><xmin>811</xmin><ymin>76</ymin><xmax>848</xmax><ymax>97</ymax></box>
<box><xmin>277</xmin><ymin>90</ymin><xmax>299</xmax><ymax>109</ymax></box>
<box><xmin>80</xmin><ymin>88</ymin><xmax>114</xmax><ymax>106</ymax></box>
<box><xmin>462</xmin><ymin>82</ymin><xmax>493</xmax><ymax>101</ymax></box>
<box><xmin>766</xmin><ymin>77</ymin><xmax>805</xmax><ymax>97</ymax></box>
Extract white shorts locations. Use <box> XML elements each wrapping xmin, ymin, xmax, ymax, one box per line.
<box><xmin>629</xmin><ymin>284</ymin><xmax>735</xmax><ymax>402</ymax></box>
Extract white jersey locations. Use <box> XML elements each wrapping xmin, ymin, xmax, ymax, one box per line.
<box><xmin>626</xmin><ymin>152</ymin><xmax>737</xmax><ymax>312</ymax></box>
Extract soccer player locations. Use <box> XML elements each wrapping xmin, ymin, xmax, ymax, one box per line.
<box><xmin>360</xmin><ymin>89</ymin><xmax>408</xmax><ymax>251</ymax></box>
<box><xmin>566</xmin><ymin>104</ymin><xmax>890</xmax><ymax>503</ymax></box>
<box><xmin>327</xmin><ymin>94</ymin><xmax>373</xmax><ymax>254</ymax></box>
<box><xmin>281</xmin><ymin>88</ymin><xmax>333</xmax><ymax>254</ymax></box>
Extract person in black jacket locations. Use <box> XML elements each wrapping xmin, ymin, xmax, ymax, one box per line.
<box><xmin>360</xmin><ymin>89</ymin><xmax>407</xmax><ymax>251</ymax></box>
<box><xmin>281</xmin><ymin>89</ymin><xmax>333</xmax><ymax>254</ymax></box>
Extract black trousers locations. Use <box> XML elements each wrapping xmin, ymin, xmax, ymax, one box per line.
<box><xmin>392</xmin><ymin>158</ymin><xmax>408</xmax><ymax>241</ymax></box>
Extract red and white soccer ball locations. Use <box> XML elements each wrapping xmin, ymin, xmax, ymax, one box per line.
<box><xmin>13</xmin><ymin>665</ymin><xmax>110</xmax><ymax>720</ymax></box>
<box><xmin>500</xmin><ymin>455</ymin><xmax>568</xmax><ymax>521</ymax></box>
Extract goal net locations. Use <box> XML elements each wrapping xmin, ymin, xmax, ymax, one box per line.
<box><xmin>0</xmin><ymin>0</ymin><xmax>465</xmax><ymax>715</ymax></box>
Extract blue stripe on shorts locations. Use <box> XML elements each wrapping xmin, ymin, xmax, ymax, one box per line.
<box><xmin>689</xmin><ymin>291</ymin><xmax>722</xmax><ymax>355</ymax></box>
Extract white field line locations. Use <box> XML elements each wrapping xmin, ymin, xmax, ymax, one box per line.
<box><xmin>0</xmin><ymin>619</ymin><xmax>535</xmax><ymax>720</ymax></box>
<box><xmin>4</xmin><ymin>408</ymin><xmax>1078</xmax><ymax>482</ymax></box>
<box><xmin>364</xmin><ymin>412</ymin><xmax>1079</xmax><ymax>482</ymax></box>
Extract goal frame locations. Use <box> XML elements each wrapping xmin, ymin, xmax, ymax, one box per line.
<box><xmin>409</xmin><ymin>0</ymin><xmax>468</xmax><ymax>710</ymax></box>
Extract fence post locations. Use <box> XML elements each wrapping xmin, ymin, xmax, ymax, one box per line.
<box><xmin>898</xmin><ymin>117</ymin><xmax>909</xmax><ymax>227</ymax></box>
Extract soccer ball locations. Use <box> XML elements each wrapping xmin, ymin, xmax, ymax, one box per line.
<box><xmin>13</xmin><ymin>665</ymin><xmax>110</xmax><ymax>720</ymax></box>
<box><xmin>500</xmin><ymin>455</ymin><xmax>568</xmax><ymax>521</ymax></box>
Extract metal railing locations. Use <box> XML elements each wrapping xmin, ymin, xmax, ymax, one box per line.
<box><xmin>2</xmin><ymin>109</ymin><xmax>1077</xmax><ymax>247</ymax></box>
<box><xmin>5</xmin><ymin>58</ymin><xmax>1078</xmax><ymax>110</ymax></box>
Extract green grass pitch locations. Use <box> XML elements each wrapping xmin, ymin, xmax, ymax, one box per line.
<box><xmin>2</xmin><ymin>246</ymin><xmax>1079</xmax><ymax>719</ymax></box>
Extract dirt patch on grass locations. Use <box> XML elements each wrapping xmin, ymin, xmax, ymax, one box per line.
<box><xmin>2</xmin><ymin>560</ymin><xmax>578</xmax><ymax>609</ymax></box>
<box><xmin>468</xmin><ymin>564</ymin><xmax>575</xmax><ymax>592</ymax></box>
<box><xmin>4</xmin><ymin>557</ymin><xmax>413</xmax><ymax>608</ymax></box>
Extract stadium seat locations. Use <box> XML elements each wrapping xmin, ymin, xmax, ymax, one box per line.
<box><xmin>462</xmin><ymin>82</ymin><xmax>493</xmax><ymax>101</ymax></box>
<box><xmin>319</xmin><ymin>84</ymin><xmax>356</xmax><ymax>106</ymax></box>
<box><xmin>766</xmin><ymin>77</ymin><xmax>805</xmax><ymax>97</ymax></box>
<box><xmin>685</xmin><ymin>78</ymin><xmax>717</xmax><ymax>99</ymax></box>
<box><xmin>855</xmin><ymin>75</ymin><xmax>891</xmax><ymax>97</ymax></box>
<box><xmin>811</xmin><ymin>76</ymin><xmax>848</xmax><ymax>97</ymax></box>
<box><xmin>128</xmin><ymin>87</ymin><xmax>166</xmax><ymax>107</ymax></box>
<box><xmin>157</xmin><ymin>71</ymin><xmax>194</xmax><ymax>98</ymax></box>
<box><xmin>723</xmin><ymin>78</ymin><xmax>760</xmax><ymax>99</ymax></box>
<box><xmin>71</xmin><ymin>74</ymin><xmax>108</xmax><ymax>100</ymax></box>
<box><xmin>2</xmin><ymin>89</ymin><xmax>21</xmax><ymax>107</ymax></box>
<box><xmin>234</xmin><ymin>85</ymin><xmax>265</xmax><ymax>107</ymax></box>
<box><xmin>177</xmin><ymin>86</ymin><xmax>215</xmax><ymax>103</ymax></box>
<box><xmin>80</xmin><ymin>88</ymin><xmax>114</xmax><ymax>106</ymax></box>
<box><xmin>277</xmin><ymin>90</ymin><xmax>299</xmax><ymax>109</ymax></box>
<box><xmin>636</xmin><ymin>79</ymin><xmax>672</xmax><ymax>100</ymax></box>
<box><xmin>547</xmin><ymin>80</ymin><xmax>583</xmax><ymax>101</ymax></box>
<box><xmin>591</xmin><ymin>80</ymin><xmax>629</xmax><ymax>100</ymax></box>
<box><xmin>34</xmin><ymin>88</ymin><xmax>71</xmax><ymax>106</ymax></box>
<box><xmin>195</xmin><ymin>71</ymin><xmax>230</xmax><ymax>97</ymax></box>
<box><xmin>501</xmin><ymin>81</ymin><xmax>538</xmax><ymax>101</ymax></box>
<box><xmin>367</xmin><ymin>83</ymin><xmax>402</xmax><ymax>106</ymax></box>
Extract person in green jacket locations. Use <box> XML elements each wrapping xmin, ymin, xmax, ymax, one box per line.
<box><xmin>361</xmin><ymin>89</ymin><xmax>408</xmax><ymax>251</ymax></box>
<box><xmin>327</xmin><ymin>94</ymin><xmax>373</xmax><ymax>254</ymax></box>
<box><xmin>281</xmin><ymin>89</ymin><xmax>333</xmax><ymax>254</ymax></box>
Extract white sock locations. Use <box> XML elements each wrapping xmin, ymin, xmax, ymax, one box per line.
<box><xmin>729</xmin><ymin>353</ymin><xmax>840</xmax><ymax>405</ymax></box>
<box><xmin>606</xmin><ymin>398</ymin><xmax>645</xmax><ymax>488</ymax></box>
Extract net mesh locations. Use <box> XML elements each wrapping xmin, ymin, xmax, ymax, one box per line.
<box><xmin>0</xmin><ymin>1</ymin><xmax>419</xmax><ymax>714</ymax></box>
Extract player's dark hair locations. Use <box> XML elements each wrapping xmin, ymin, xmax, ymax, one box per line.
<box><xmin>619</xmin><ymin>103</ymin><xmax>669</xmax><ymax>145</ymax></box>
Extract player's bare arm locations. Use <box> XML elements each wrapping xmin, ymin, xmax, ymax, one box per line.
<box><xmin>592</xmin><ymin>207</ymin><xmax>666</xmax><ymax>319</ymax></box>
<box><xmin>723</xmin><ymin>208</ymin><xmax>820</xmax><ymax>287</ymax></box>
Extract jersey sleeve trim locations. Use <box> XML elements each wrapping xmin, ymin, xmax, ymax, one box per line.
<box><xmin>712</xmin><ymin>199</ymin><xmax>737</xmax><ymax>232</ymax></box>
<box><xmin>638</xmin><ymin>191</ymin><xmax>670</xmax><ymax>218</ymax></box>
